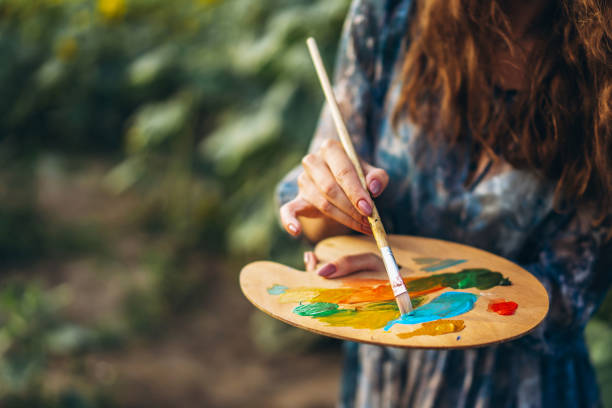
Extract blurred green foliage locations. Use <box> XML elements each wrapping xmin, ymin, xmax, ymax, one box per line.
<box><xmin>1</xmin><ymin>0</ymin><xmax>350</xmax><ymax>259</ymax></box>
<box><xmin>0</xmin><ymin>0</ymin><xmax>351</xmax><ymax>405</ymax></box>
<box><xmin>0</xmin><ymin>281</ymin><xmax>109</xmax><ymax>405</ymax></box>
<box><xmin>0</xmin><ymin>0</ymin><xmax>610</xmax><ymax>406</ymax></box>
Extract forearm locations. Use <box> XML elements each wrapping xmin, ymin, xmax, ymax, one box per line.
<box><xmin>299</xmin><ymin>216</ymin><xmax>351</xmax><ymax>244</ymax></box>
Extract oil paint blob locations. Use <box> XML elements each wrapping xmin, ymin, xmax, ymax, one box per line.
<box><xmin>293</xmin><ymin>302</ymin><xmax>339</xmax><ymax>317</ymax></box>
<box><xmin>413</xmin><ymin>258</ymin><xmax>468</xmax><ymax>272</ymax></box>
<box><xmin>272</xmin><ymin>268</ymin><xmax>509</xmax><ymax>305</ymax></box>
<box><xmin>267</xmin><ymin>268</ymin><xmax>510</xmax><ymax>332</ymax></box>
<box><xmin>487</xmin><ymin>298</ymin><xmax>518</xmax><ymax>315</ymax></box>
<box><xmin>406</xmin><ymin>269</ymin><xmax>511</xmax><ymax>291</ymax></box>
<box><xmin>384</xmin><ymin>292</ymin><xmax>478</xmax><ymax>330</ymax></box>
<box><xmin>293</xmin><ymin>298</ymin><xmax>426</xmax><ymax>330</ymax></box>
<box><xmin>317</xmin><ymin>307</ymin><xmax>400</xmax><ymax>330</ymax></box>
<box><xmin>397</xmin><ymin>320</ymin><xmax>465</xmax><ymax>339</ymax></box>
<box><xmin>267</xmin><ymin>284</ymin><xmax>288</xmax><ymax>295</ymax></box>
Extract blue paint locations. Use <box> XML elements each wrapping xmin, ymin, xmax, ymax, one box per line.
<box><xmin>384</xmin><ymin>292</ymin><xmax>478</xmax><ymax>330</ymax></box>
<box><xmin>422</xmin><ymin>259</ymin><xmax>467</xmax><ymax>272</ymax></box>
<box><xmin>456</xmin><ymin>336</ymin><xmax>461</xmax><ymax>341</ymax></box>
<box><xmin>411</xmin><ymin>258</ymin><xmax>468</xmax><ymax>272</ymax></box>
<box><xmin>267</xmin><ymin>284</ymin><xmax>289</xmax><ymax>295</ymax></box>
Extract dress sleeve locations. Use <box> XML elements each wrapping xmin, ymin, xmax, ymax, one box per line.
<box><xmin>517</xmin><ymin>210</ymin><xmax>612</xmax><ymax>355</ymax></box>
<box><xmin>275</xmin><ymin>0</ymin><xmax>389</xmax><ymax>207</ymax></box>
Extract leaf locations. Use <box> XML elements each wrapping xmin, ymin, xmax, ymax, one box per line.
<box><xmin>126</xmin><ymin>92</ymin><xmax>194</xmax><ymax>152</ymax></box>
<box><xmin>128</xmin><ymin>45</ymin><xmax>176</xmax><ymax>87</ymax></box>
<box><xmin>201</xmin><ymin>81</ymin><xmax>295</xmax><ymax>174</ymax></box>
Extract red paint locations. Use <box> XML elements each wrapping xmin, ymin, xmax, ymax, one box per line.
<box><xmin>487</xmin><ymin>299</ymin><xmax>518</xmax><ymax>315</ymax></box>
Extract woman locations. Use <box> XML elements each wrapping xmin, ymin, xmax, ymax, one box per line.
<box><xmin>277</xmin><ymin>0</ymin><xmax>611</xmax><ymax>407</ymax></box>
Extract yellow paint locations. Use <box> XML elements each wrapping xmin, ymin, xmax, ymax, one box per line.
<box><xmin>318</xmin><ymin>309</ymin><xmax>400</xmax><ymax>330</ymax></box>
<box><xmin>312</xmin><ymin>288</ymin><xmax>357</xmax><ymax>303</ymax></box>
<box><xmin>277</xmin><ymin>288</ymin><xmax>321</xmax><ymax>303</ymax></box>
<box><xmin>397</xmin><ymin>320</ymin><xmax>465</xmax><ymax>339</ymax></box>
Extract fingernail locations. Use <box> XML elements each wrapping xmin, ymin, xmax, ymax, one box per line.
<box><xmin>304</xmin><ymin>252</ymin><xmax>312</xmax><ymax>265</ymax></box>
<box><xmin>369</xmin><ymin>180</ymin><xmax>382</xmax><ymax>195</ymax></box>
<box><xmin>288</xmin><ymin>224</ymin><xmax>298</xmax><ymax>235</ymax></box>
<box><xmin>357</xmin><ymin>199</ymin><xmax>372</xmax><ymax>216</ymax></box>
<box><xmin>317</xmin><ymin>263</ymin><xmax>336</xmax><ymax>277</ymax></box>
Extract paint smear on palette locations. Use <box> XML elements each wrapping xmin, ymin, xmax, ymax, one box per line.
<box><xmin>267</xmin><ymin>284</ymin><xmax>288</xmax><ymax>295</ymax></box>
<box><xmin>293</xmin><ymin>298</ymin><xmax>426</xmax><ymax>330</ymax></box>
<box><xmin>487</xmin><ymin>298</ymin><xmax>518</xmax><ymax>315</ymax></box>
<box><xmin>413</xmin><ymin>257</ymin><xmax>468</xmax><ymax>272</ymax></box>
<box><xmin>397</xmin><ymin>320</ymin><xmax>465</xmax><ymax>339</ymax></box>
<box><xmin>276</xmin><ymin>268</ymin><xmax>510</xmax><ymax>305</ymax></box>
<box><xmin>356</xmin><ymin>268</ymin><xmax>510</xmax><ymax>292</ymax></box>
<box><xmin>266</xmin><ymin>268</ymin><xmax>509</xmax><ymax>331</ymax></box>
<box><xmin>384</xmin><ymin>292</ymin><xmax>478</xmax><ymax>330</ymax></box>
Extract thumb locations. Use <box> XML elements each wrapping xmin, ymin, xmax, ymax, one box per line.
<box><xmin>361</xmin><ymin>161</ymin><xmax>389</xmax><ymax>198</ymax></box>
<box><xmin>316</xmin><ymin>252</ymin><xmax>385</xmax><ymax>279</ymax></box>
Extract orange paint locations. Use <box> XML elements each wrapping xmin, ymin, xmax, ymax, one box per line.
<box><xmin>332</xmin><ymin>283</ymin><xmax>446</xmax><ymax>304</ymax></box>
<box><xmin>340</xmin><ymin>276</ymin><xmax>436</xmax><ymax>289</ymax></box>
<box><xmin>269</xmin><ymin>269</ymin><xmax>513</xmax><ymax>332</ymax></box>
<box><xmin>487</xmin><ymin>298</ymin><xmax>518</xmax><ymax>315</ymax></box>
<box><xmin>337</xmin><ymin>284</ymin><xmax>393</xmax><ymax>303</ymax></box>
<box><xmin>341</xmin><ymin>278</ymin><xmax>390</xmax><ymax>288</ymax></box>
<box><xmin>280</xmin><ymin>270</ymin><xmax>509</xmax><ymax>305</ymax></box>
<box><xmin>409</xmin><ymin>284</ymin><xmax>446</xmax><ymax>298</ymax></box>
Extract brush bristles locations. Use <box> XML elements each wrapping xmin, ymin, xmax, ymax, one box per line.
<box><xmin>396</xmin><ymin>292</ymin><xmax>414</xmax><ymax>316</ymax></box>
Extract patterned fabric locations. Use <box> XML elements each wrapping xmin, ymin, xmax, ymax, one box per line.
<box><xmin>275</xmin><ymin>1</ymin><xmax>612</xmax><ymax>407</ymax></box>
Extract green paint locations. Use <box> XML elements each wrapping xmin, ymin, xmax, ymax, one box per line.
<box><xmin>406</xmin><ymin>268</ymin><xmax>510</xmax><ymax>292</ymax></box>
<box><xmin>292</xmin><ymin>297</ymin><xmax>427</xmax><ymax>330</ymax></box>
<box><xmin>293</xmin><ymin>302</ymin><xmax>339</xmax><ymax>317</ymax></box>
<box><xmin>278</xmin><ymin>268</ymin><xmax>510</xmax><ymax>331</ymax></box>
<box><xmin>361</xmin><ymin>297</ymin><xmax>426</xmax><ymax>310</ymax></box>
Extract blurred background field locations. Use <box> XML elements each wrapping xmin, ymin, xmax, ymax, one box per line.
<box><xmin>0</xmin><ymin>0</ymin><xmax>610</xmax><ymax>407</ymax></box>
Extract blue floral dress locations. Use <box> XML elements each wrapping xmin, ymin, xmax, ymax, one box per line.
<box><xmin>276</xmin><ymin>1</ymin><xmax>612</xmax><ymax>406</ymax></box>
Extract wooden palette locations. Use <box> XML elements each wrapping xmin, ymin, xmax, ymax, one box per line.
<box><xmin>240</xmin><ymin>235</ymin><xmax>549</xmax><ymax>349</ymax></box>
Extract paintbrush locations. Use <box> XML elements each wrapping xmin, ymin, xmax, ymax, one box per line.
<box><xmin>306</xmin><ymin>37</ymin><xmax>414</xmax><ymax>316</ymax></box>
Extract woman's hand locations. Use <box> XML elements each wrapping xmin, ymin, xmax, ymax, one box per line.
<box><xmin>280</xmin><ymin>139</ymin><xmax>389</xmax><ymax>237</ymax></box>
<box><xmin>304</xmin><ymin>250</ymin><xmax>385</xmax><ymax>278</ymax></box>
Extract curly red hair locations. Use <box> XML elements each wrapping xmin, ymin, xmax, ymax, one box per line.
<box><xmin>394</xmin><ymin>0</ymin><xmax>611</xmax><ymax>221</ymax></box>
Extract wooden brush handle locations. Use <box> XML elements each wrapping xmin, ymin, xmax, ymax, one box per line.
<box><xmin>306</xmin><ymin>37</ymin><xmax>389</xmax><ymax>249</ymax></box>
<box><xmin>368</xmin><ymin>207</ymin><xmax>389</xmax><ymax>248</ymax></box>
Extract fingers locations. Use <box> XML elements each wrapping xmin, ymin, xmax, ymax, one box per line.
<box><xmin>280</xmin><ymin>139</ymin><xmax>388</xmax><ymax>239</ymax></box>
<box><xmin>280</xmin><ymin>196</ymin><xmax>315</xmax><ymax>236</ymax></box>
<box><xmin>302</xmin><ymin>153</ymin><xmax>365</xmax><ymax>226</ymax></box>
<box><xmin>316</xmin><ymin>252</ymin><xmax>385</xmax><ymax>279</ymax></box>
<box><xmin>303</xmin><ymin>251</ymin><xmax>318</xmax><ymax>272</ymax></box>
<box><xmin>320</xmin><ymin>140</ymin><xmax>373</xmax><ymax>217</ymax></box>
<box><xmin>298</xmin><ymin>171</ymin><xmax>371</xmax><ymax>235</ymax></box>
<box><xmin>362</xmin><ymin>160</ymin><xmax>389</xmax><ymax>198</ymax></box>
